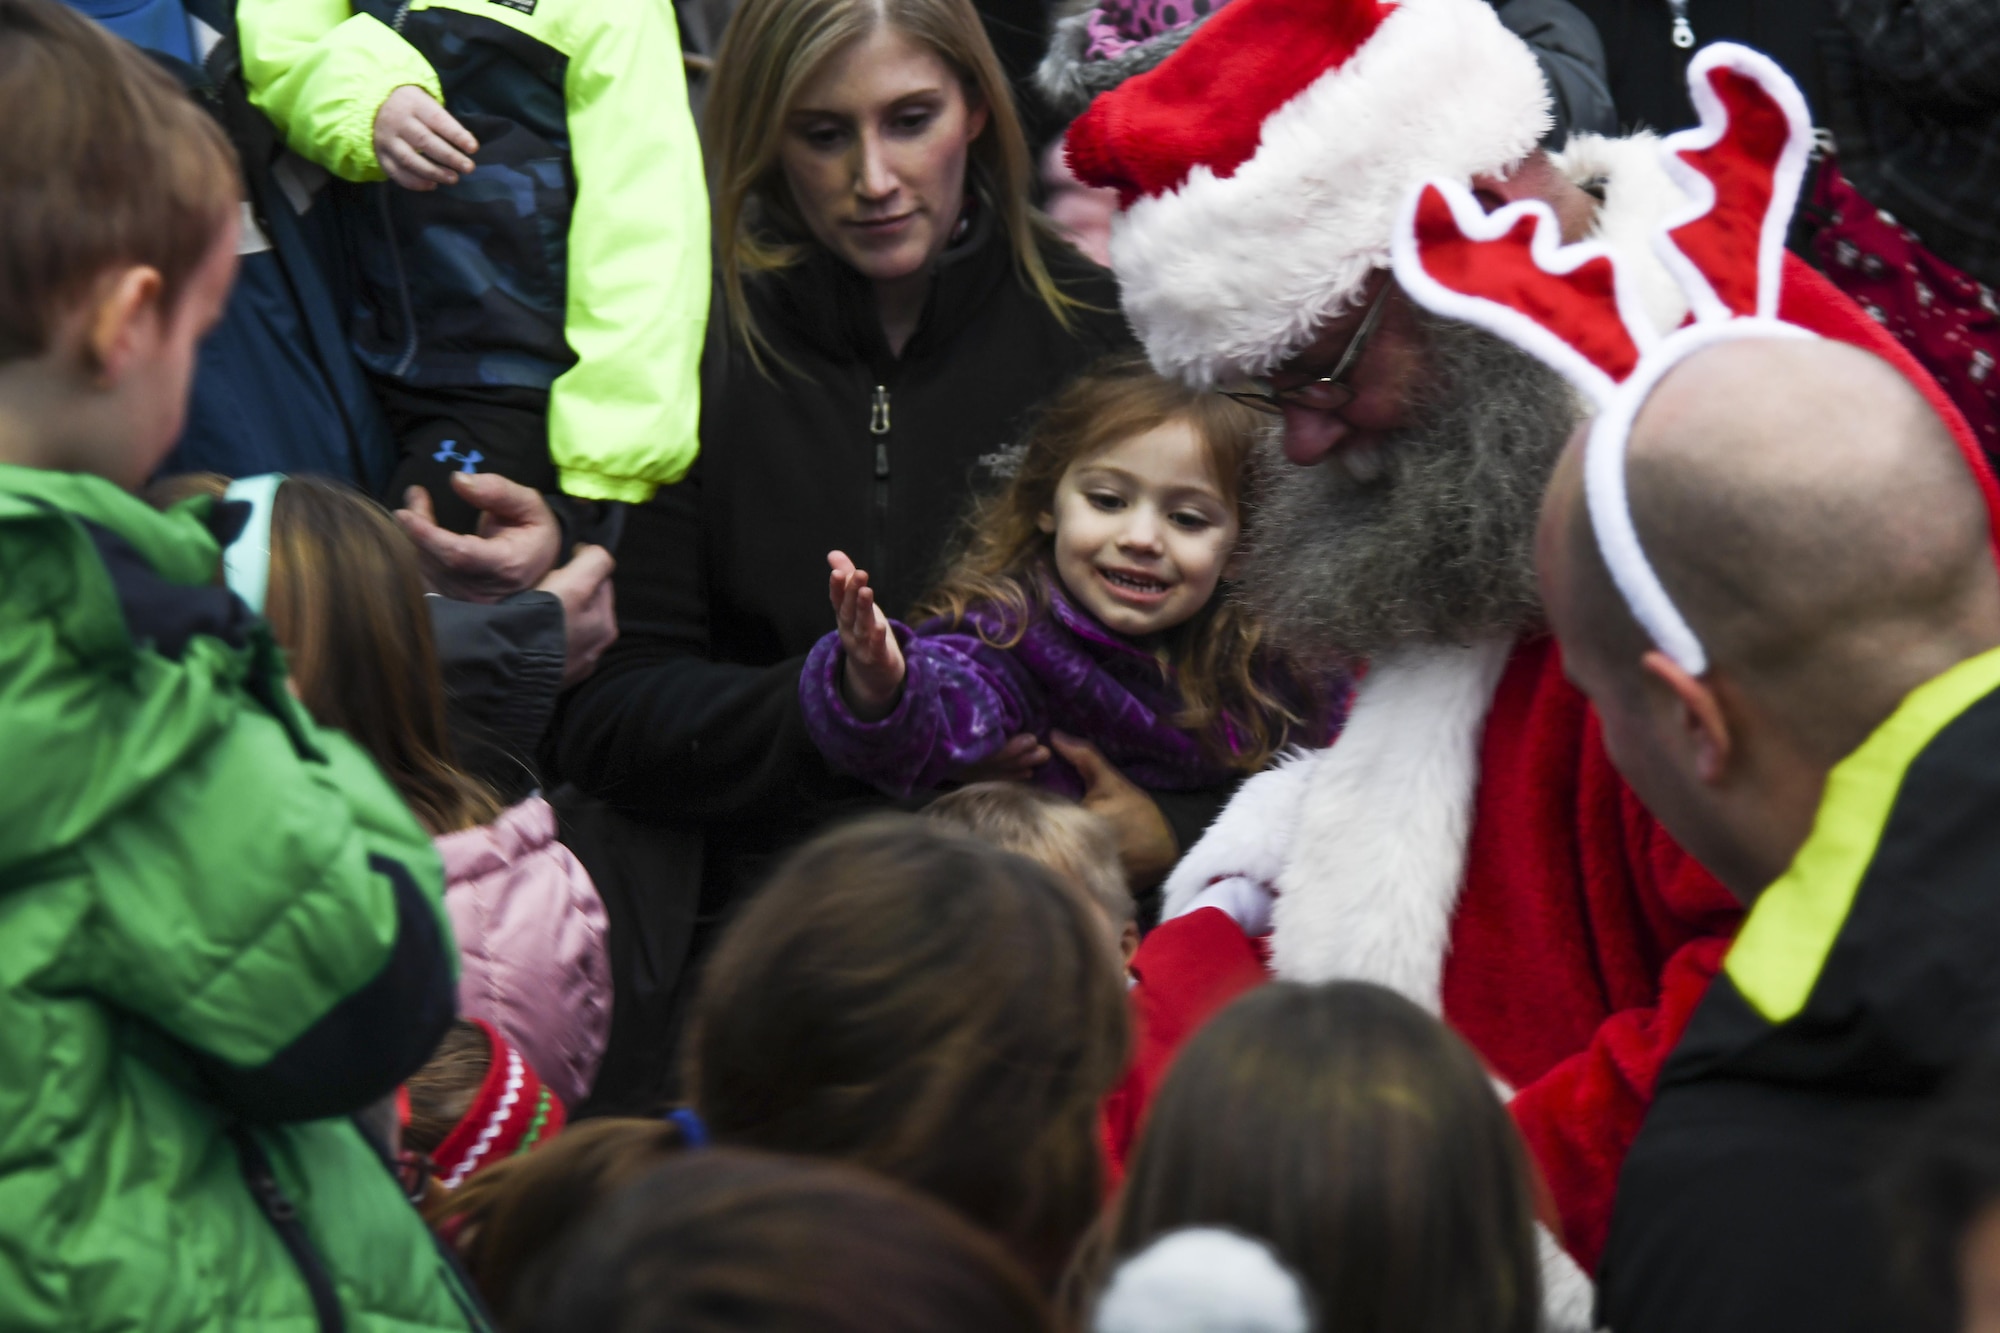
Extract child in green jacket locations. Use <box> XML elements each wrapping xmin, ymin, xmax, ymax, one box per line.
<box><xmin>238</xmin><ymin>0</ymin><xmax>709</xmax><ymax>524</ymax></box>
<box><xmin>0</xmin><ymin>3</ymin><xmax>480</xmax><ymax>1327</ymax></box>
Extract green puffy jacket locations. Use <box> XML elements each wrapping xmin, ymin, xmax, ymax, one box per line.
<box><xmin>0</xmin><ymin>465</ymin><xmax>481</xmax><ymax>1331</ymax></box>
<box><xmin>237</xmin><ymin>0</ymin><xmax>709</xmax><ymax>505</ymax></box>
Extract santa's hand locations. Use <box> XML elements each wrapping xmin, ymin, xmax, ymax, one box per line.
<box><xmin>945</xmin><ymin>733</ymin><xmax>1051</xmax><ymax>784</ymax></box>
<box><xmin>1051</xmin><ymin>730</ymin><xmax>1179</xmax><ymax>888</ymax></box>
<box><xmin>374</xmin><ymin>85</ymin><xmax>479</xmax><ymax>190</ymax></box>
<box><xmin>828</xmin><ymin>550</ymin><xmax>904</xmax><ymax>720</ymax></box>
<box><xmin>1179</xmin><ymin>875</ymin><xmax>1277</xmax><ymax>937</ymax></box>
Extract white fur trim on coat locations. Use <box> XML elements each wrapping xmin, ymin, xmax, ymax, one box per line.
<box><xmin>1162</xmin><ymin>747</ymin><xmax>1321</xmax><ymax>918</ymax></box>
<box><xmin>1267</xmin><ymin>639</ymin><xmax>1513</xmax><ymax>1007</ymax></box>
<box><xmin>1109</xmin><ymin>0</ymin><xmax>1550</xmax><ymax>386</ymax></box>
<box><xmin>1539</xmin><ymin>1225</ymin><xmax>1600</xmax><ymax>1332</ymax></box>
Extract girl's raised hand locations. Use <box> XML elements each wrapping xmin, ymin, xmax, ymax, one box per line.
<box><xmin>828</xmin><ymin>550</ymin><xmax>905</xmax><ymax>720</ymax></box>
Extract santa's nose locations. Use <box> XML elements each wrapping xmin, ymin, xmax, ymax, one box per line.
<box><xmin>1281</xmin><ymin>405</ymin><xmax>1352</xmax><ymax>466</ymax></box>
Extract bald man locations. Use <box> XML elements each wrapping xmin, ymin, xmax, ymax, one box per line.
<box><xmin>1540</xmin><ymin>338</ymin><xmax>2000</xmax><ymax>1333</ymax></box>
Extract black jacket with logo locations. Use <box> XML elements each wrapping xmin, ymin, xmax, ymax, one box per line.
<box><xmin>1598</xmin><ymin>649</ymin><xmax>2000</xmax><ymax>1332</ymax></box>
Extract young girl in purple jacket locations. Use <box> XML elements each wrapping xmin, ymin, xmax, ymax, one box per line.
<box><xmin>800</xmin><ymin>358</ymin><xmax>1338</xmax><ymax>802</ymax></box>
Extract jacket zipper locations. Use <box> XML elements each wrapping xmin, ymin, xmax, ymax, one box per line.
<box><xmin>228</xmin><ymin>1125</ymin><xmax>348</xmax><ymax>1333</ymax></box>
<box><xmin>870</xmin><ymin>385</ymin><xmax>892</xmax><ymax>586</ymax></box>
<box><xmin>390</xmin><ymin>0</ymin><xmax>415</xmax><ymax>30</ymax></box>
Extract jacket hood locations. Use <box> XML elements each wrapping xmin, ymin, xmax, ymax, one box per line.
<box><xmin>1670</xmin><ymin>646</ymin><xmax>2000</xmax><ymax>1096</ymax></box>
<box><xmin>0</xmin><ymin>465</ymin><xmax>305</xmax><ymax>876</ymax></box>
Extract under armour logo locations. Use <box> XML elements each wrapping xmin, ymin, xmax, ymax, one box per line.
<box><xmin>433</xmin><ymin>440</ymin><xmax>484</xmax><ymax>474</ymax></box>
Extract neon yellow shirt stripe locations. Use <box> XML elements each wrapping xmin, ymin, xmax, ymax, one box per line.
<box><xmin>1727</xmin><ymin>644</ymin><xmax>2000</xmax><ymax>1023</ymax></box>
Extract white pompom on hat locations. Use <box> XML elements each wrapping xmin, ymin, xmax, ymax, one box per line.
<box><xmin>1094</xmin><ymin>1228</ymin><xmax>1314</xmax><ymax>1333</ymax></box>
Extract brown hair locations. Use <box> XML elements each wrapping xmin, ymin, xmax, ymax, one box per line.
<box><xmin>1109</xmin><ymin>982</ymin><xmax>1542</xmax><ymax>1333</ymax></box>
<box><xmin>689</xmin><ymin>815</ymin><xmax>1130</xmax><ymax>1288</ymax></box>
<box><xmin>922</xmin><ymin>356</ymin><xmax>1312</xmax><ymax>772</ymax></box>
<box><xmin>427</xmin><ymin>1117</ymin><xmax>693</xmax><ymax>1325</ymax></box>
<box><xmin>925</xmin><ymin>781</ymin><xmax>1131</xmax><ymax>927</ymax></box>
<box><xmin>0</xmin><ymin>0</ymin><xmax>238</xmax><ymax>363</ymax></box>
<box><xmin>515</xmin><ymin>1148</ymin><xmax>1052</xmax><ymax>1333</ymax></box>
<box><xmin>705</xmin><ymin>0</ymin><xmax>1079</xmax><ymax>373</ymax></box>
<box><xmin>403</xmin><ymin>1019</ymin><xmax>491</xmax><ymax>1156</ymax></box>
<box><xmin>149</xmin><ymin>473</ymin><xmax>500</xmax><ymax>835</ymax></box>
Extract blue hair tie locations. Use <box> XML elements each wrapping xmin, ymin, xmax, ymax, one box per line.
<box><xmin>222</xmin><ymin>473</ymin><xmax>285</xmax><ymax>615</ymax></box>
<box><xmin>664</xmin><ymin>1107</ymin><xmax>709</xmax><ymax>1148</ymax></box>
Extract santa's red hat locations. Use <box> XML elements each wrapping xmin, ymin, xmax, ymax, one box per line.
<box><xmin>1065</xmin><ymin>0</ymin><xmax>1550</xmax><ymax>386</ymax></box>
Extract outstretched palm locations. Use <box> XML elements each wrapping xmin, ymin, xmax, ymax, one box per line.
<box><xmin>827</xmin><ymin>550</ymin><xmax>905</xmax><ymax>721</ymax></box>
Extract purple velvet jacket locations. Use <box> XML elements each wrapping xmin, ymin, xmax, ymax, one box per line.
<box><xmin>801</xmin><ymin>584</ymin><xmax>1327</xmax><ymax>799</ymax></box>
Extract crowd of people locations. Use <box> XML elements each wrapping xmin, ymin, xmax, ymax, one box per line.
<box><xmin>7</xmin><ymin>0</ymin><xmax>2000</xmax><ymax>1327</ymax></box>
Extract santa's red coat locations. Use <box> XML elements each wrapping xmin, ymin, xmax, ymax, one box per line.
<box><xmin>1114</xmin><ymin>254</ymin><xmax>2000</xmax><ymax>1275</ymax></box>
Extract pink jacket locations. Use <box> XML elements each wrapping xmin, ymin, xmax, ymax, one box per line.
<box><xmin>435</xmin><ymin>796</ymin><xmax>611</xmax><ymax>1108</ymax></box>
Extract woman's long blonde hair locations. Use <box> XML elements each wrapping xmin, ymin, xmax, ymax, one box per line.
<box><xmin>705</xmin><ymin>0</ymin><xmax>1080</xmax><ymax>371</ymax></box>
<box><xmin>919</xmin><ymin>358</ymin><xmax>1316</xmax><ymax>773</ymax></box>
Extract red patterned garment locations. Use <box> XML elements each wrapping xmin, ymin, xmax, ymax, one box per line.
<box><xmin>1810</xmin><ymin>161</ymin><xmax>2000</xmax><ymax>470</ymax></box>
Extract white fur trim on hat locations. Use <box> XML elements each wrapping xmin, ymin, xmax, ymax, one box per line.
<box><xmin>1094</xmin><ymin>1229</ymin><xmax>1313</xmax><ymax>1333</ymax></box>
<box><xmin>1110</xmin><ymin>0</ymin><xmax>1550</xmax><ymax>386</ymax></box>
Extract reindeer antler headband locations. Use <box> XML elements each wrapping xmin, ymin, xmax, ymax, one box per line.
<box><xmin>1389</xmin><ymin>43</ymin><xmax>1818</xmax><ymax>675</ymax></box>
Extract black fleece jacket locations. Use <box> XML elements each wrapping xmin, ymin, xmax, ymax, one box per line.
<box><xmin>1598</xmin><ymin>655</ymin><xmax>2000</xmax><ymax>1332</ymax></box>
<box><xmin>553</xmin><ymin>216</ymin><xmax>1243</xmax><ymax>912</ymax></box>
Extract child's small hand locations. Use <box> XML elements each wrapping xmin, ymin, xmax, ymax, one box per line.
<box><xmin>828</xmin><ymin>550</ymin><xmax>905</xmax><ymax>720</ymax></box>
<box><xmin>374</xmin><ymin>85</ymin><xmax>480</xmax><ymax>191</ymax></box>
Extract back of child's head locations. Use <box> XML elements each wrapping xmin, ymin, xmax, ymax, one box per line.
<box><xmin>515</xmin><ymin>1148</ymin><xmax>1053</xmax><ymax>1333</ymax></box>
<box><xmin>150</xmin><ymin>472</ymin><xmax>498</xmax><ymax>834</ymax></box>
<box><xmin>925</xmin><ymin>782</ymin><xmax>1133</xmax><ymax>933</ymax></box>
<box><xmin>924</xmin><ymin>355</ymin><xmax>1311</xmax><ymax>771</ymax></box>
<box><xmin>404</xmin><ymin>1017</ymin><xmax>567</xmax><ymax>1188</ymax></box>
<box><xmin>1883</xmin><ymin>1055</ymin><xmax>2000</xmax><ymax>1333</ymax></box>
<box><xmin>689</xmin><ymin>815</ymin><xmax>1130</xmax><ymax>1285</ymax></box>
<box><xmin>1</xmin><ymin>0</ymin><xmax>236</xmax><ymax>367</ymax></box>
<box><xmin>1112</xmin><ymin>981</ymin><xmax>1540</xmax><ymax>1333</ymax></box>
<box><xmin>426</xmin><ymin>1115</ymin><xmax>691</xmax><ymax>1325</ymax></box>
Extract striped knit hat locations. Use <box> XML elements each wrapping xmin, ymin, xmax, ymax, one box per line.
<box><xmin>429</xmin><ymin>1019</ymin><xmax>567</xmax><ymax>1190</ymax></box>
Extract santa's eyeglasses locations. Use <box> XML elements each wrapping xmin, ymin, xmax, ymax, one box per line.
<box><xmin>1220</xmin><ymin>280</ymin><xmax>1393</xmax><ymax>416</ymax></box>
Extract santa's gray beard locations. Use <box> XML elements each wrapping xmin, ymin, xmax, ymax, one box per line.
<box><xmin>1236</xmin><ymin>314</ymin><xmax>1580</xmax><ymax>663</ymax></box>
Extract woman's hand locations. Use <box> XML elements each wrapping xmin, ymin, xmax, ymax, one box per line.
<box><xmin>374</xmin><ymin>85</ymin><xmax>479</xmax><ymax>191</ymax></box>
<box><xmin>1050</xmin><ymin>731</ymin><xmax>1180</xmax><ymax>889</ymax></box>
<box><xmin>537</xmin><ymin>544</ymin><xmax>619</xmax><ymax>687</ymax></box>
<box><xmin>828</xmin><ymin>550</ymin><xmax>905</xmax><ymax>720</ymax></box>
<box><xmin>944</xmin><ymin>733</ymin><xmax>1052</xmax><ymax>785</ymax></box>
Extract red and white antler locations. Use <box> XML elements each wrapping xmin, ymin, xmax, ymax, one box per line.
<box><xmin>1389</xmin><ymin>42</ymin><xmax>1822</xmax><ymax>677</ymax></box>
<box><xmin>1655</xmin><ymin>44</ymin><xmax>1816</xmax><ymax>324</ymax></box>
<box><xmin>1390</xmin><ymin>179</ymin><xmax>1658</xmax><ymax>409</ymax></box>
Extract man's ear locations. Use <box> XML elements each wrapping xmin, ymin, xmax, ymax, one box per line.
<box><xmin>85</xmin><ymin>265</ymin><xmax>165</xmax><ymax>384</ymax></box>
<box><xmin>1639</xmin><ymin>649</ymin><xmax>1733</xmax><ymax>785</ymax></box>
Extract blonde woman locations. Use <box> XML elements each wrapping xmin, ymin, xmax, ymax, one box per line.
<box><xmin>553</xmin><ymin>0</ymin><xmax>1226</xmax><ymax>1107</ymax></box>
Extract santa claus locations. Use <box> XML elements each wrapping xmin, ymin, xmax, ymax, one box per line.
<box><xmin>1063</xmin><ymin>0</ymin><xmax>1991</xmax><ymax>1292</ymax></box>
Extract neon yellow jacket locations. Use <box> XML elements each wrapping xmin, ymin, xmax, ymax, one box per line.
<box><xmin>238</xmin><ymin>0</ymin><xmax>709</xmax><ymax>503</ymax></box>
